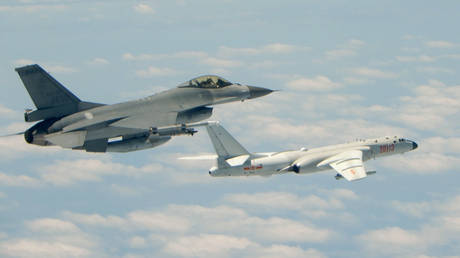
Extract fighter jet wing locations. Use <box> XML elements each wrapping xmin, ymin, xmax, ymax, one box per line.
<box><xmin>317</xmin><ymin>150</ymin><xmax>367</xmax><ymax>181</ymax></box>
<box><xmin>110</xmin><ymin>111</ymin><xmax>177</xmax><ymax>130</ymax></box>
<box><xmin>63</xmin><ymin>110</ymin><xmax>178</xmax><ymax>132</ymax></box>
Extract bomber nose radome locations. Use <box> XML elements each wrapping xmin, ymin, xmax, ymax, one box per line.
<box><xmin>412</xmin><ymin>141</ymin><xmax>418</xmax><ymax>150</ymax></box>
<box><xmin>247</xmin><ymin>86</ymin><xmax>273</xmax><ymax>99</ymax></box>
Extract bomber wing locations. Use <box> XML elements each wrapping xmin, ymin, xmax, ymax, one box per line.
<box><xmin>317</xmin><ymin>150</ymin><xmax>367</xmax><ymax>181</ymax></box>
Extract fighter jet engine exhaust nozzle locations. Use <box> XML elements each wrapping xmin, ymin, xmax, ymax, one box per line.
<box><xmin>247</xmin><ymin>86</ymin><xmax>273</xmax><ymax>99</ymax></box>
<box><xmin>23</xmin><ymin>119</ymin><xmax>57</xmax><ymax>146</ymax></box>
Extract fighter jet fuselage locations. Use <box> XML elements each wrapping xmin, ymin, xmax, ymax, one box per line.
<box><xmin>16</xmin><ymin>65</ymin><xmax>272</xmax><ymax>153</ymax></box>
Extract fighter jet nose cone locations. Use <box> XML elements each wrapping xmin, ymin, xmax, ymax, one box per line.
<box><xmin>247</xmin><ymin>86</ymin><xmax>273</xmax><ymax>99</ymax></box>
<box><xmin>248</xmin><ymin>86</ymin><xmax>273</xmax><ymax>99</ymax></box>
<box><xmin>412</xmin><ymin>142</ymin><xmax>418</xmax><ymax>150</ymax></box>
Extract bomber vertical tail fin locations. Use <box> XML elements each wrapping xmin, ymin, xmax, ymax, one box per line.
<box><xmin>205</xmin><ymin>122</ymin><xmax>250</xmax><ymax>159</ymax></box>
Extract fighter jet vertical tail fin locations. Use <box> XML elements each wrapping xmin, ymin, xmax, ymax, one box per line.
<box><xmin>15</xmin><ymin>64</ymin><xmax>105</xmax><ymax>122</ymax></box>
<box><xmin>15</xmin><ymin>64</ymin><xmax>81</xmax><ymax>109</ymax></box>
<box><xmin>205</xmin><ymin>122</ymin><xmax>250</xmax><ymax>160</ymax></box>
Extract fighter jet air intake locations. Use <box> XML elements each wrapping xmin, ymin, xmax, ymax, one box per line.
<box><xmin>203</xmin><ymin>122</ymin><xmax>418</xmax><ymax>181</ymax></box>
<box><xmin>13</xmin><ymin>64</ymin><xmax>273</xmax><ymax>153</ymax></box>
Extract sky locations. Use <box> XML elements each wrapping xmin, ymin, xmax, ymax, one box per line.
<box><xmin>0</xmin><ymin>0</ymin><xmax>459</xmax><ymax>257</ymax></box>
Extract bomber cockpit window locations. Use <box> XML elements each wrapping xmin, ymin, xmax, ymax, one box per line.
<box><xmin>178</xmin><ymin>75</ymin><xmax>233</xmax><ymax>89</ymax></box>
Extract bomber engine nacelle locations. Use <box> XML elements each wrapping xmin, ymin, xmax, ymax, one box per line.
<box><xmin>290</xmin><ymin>155</ymin><xmax>323</xmax><ymax>174</ymax></box>
<box><xmin>176</xmin><ymin>106</ymin><xmax>213</xmax><ymax>124</ymax></box>
<box><xmin>107</xmin><ymin>135</ymin><xmax>171</xmax><ymax>153</ymax></box>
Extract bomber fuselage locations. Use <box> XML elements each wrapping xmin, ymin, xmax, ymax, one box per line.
<box><xmin>209</xmin><ymin>136</ymin><xmax>417</xmax><ymax>177</ymax></box>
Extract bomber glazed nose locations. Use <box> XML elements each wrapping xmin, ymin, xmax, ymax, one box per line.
<box><xmin>412</xmin><ymin>141</ymin><xmax>418</xmax><ymax>150</ymax></box>
<box><xmin>247</xmin><ymin>86</ymin><xmax>273</xmax><ymax>99</ymax></box>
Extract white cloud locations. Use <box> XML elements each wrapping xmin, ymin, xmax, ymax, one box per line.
<box><xmin>343</xmin><ymin>77</ymin><xmax>374</xmax><ymax>85</ymax></box>
<box><xmin>351</xmin><ymin>67</ymin><xmax>398</xmax><ymax>79</ymax></box>
<box><xmin>0</xmin><ymin>104</ymin><xmax>18</xmax><ymax>118</ymax></box>
<box><xmin>329</xmin><ymin>188</ymin><xmax>359</xmax><ymax>200</ymax></box>
<box><xmin>263</xmin><ymin>43</ymin><xmax>306</xmax><ymax>53</ymax></box>
<box><xmin>128</xmin><ymin>210</ymin><xmax>190</xmax><ymax>233</ymax></box>
<box><xmin>242</xmin><ymin>217</ymin><xmax>332</xmax><ymax>243</ymax></box>
<box><xmin>402</xmin><ymin>34</ymin><xmax>417</xmax><ymax>40</ymax></box>
<box><xmin>357</xmin><ymin>227</ymin><xmax>425</xmax><ymax>255</ymax></box>
<box><xmin>396</xmin><ymin>55</ymin><xmax>436</xmax><ymax>62</ymax></box>
<box><xmin>163</xmin><ymin>234</ymin><xmax>251</xmax><ymax>257</ymax></box>
<box><xmin>0</xmin><ymin>4</ymin><xmax>68</xmax><ymax>13</ymax></box>
<box><xmin>0</xmin><ymin>172</ymin><xmax>41</xmax><ymax>187</ymax></box>
<box><xmin>62</xmin><ymin>211</ymin><xmax>127</xmax><ymax>229</ymax></box>
<box><xmin>425</xmin><ymin>40</ymin><xmax>456</xmax><ymax>48</ymax></box>
<box><xmin>422</xmin><ymin>137</ymin><xmax>460</xmax><ymax>155</ymax></box>
<box><xmin>415</xmin><ymin>66</ymin><xmax>453</xmax><ymax>74</ymax></box>
<box><xmin>379</xmin><ymin>152</ymin><xmax>459</xmax><ymax>174</ymax></box>
<box><xmin>391</xmin><ymin>201</ymin><xmax>432</xmax><ymax>218</ymax></box>
<box><xmin>325</xmin><ymin>49</ymin><xmax>356</xmax><ymax>59</ymax></box>
<box><xmin>133</xmin><ymin>3</ymin><xmax>155</xmax><ymax>14</ymax></box>
<box><xmin>26</xmin><ymin>218</ymin><xmax>80</xmax><ymax>233</ymax></box>
<box><xmin>218</xmin><ymin>43</ymin><xmax>309</xmax><ymax>56</ymax></box>
<box><xmin>442</xmin><ymin>54</ymin><xmax>460</xmax><ymax>60</ymax></box>
<box><xmin>13</xmin><ymin>59</ymin><xmax>36</xmax><ymax>66</ymax></box>
<box><xmin>286</xmin><ymin>76</ymin><xmax>341</xmax><ymax>91</ymax></box>
<box><xmin>88</xmin><ymin>58</ymin><xmax>109</xmax><ymax>65</ymax></box>
<box><xmin>122</xmin><ymin>51</ymin><xmax>208</xmax><ymax>61</ymax></box>
<box><xmin>65</xmin><ymin>204</ymin><xmax>333</xmax><ymax>246</ymax></box>
<box><xmin>165</xmin><ymin>205</ymin><xmax>333</xmax><ymax>243</ymax></box>
<box><xmin>172</xmin><ymin>51</ymin><xmax>209</xmax><ymax>59</ymax></box>
<box><xmin>11</xmin><ymin>60</ymin><xmax>76</xmax><ymax>73</ymax></box>
<box><xmin>122</xmin><ymin>53</ymin><xmax>154</xmax><ymax>61</ymax></box>
<box><xmin>110</xmin><ymin>184</ymin><xmax>146</xmax><ymax>196</ymax></box>
<box><xmin>0</xmin><ymin>239</ymin><xmax>91</xmax><ymax>258</ymax></box>
<box><xmin>129</xmin><ymin>236</ymin><xmax>146</xmax><ymax>249</ymax></box>
<box><xmin>200</xmin><ymin>57</ymin><xmax>242</xmax><ymax>68</ymax></box>
<box><xmin>392</xmin><ymin>80</ymin><xmax>460</xmax><ymax>133</ymax></box>
<box><xmin>209</xmin><ymin>68</ymin><xmax>232</xmax><ymax>76</ymax></box>
<box><xmin>135</xmin><ymin>66</ymin><xmax>178</xmax><ymax>77</ymax></box>
<box><xmin>40</xmin><ymin>159</ymin><xmax>122</xmax><ymax>185</ymax></box>
<box><xmin>226</xmin><ymin>115</ymin><xmax>410</xmax><ymax>148</ymax></box>
<box><xmin>0</xmin><ymin>134</ymin><xmax>62</xmax><ymax>161</ymax></box>
<box><xmin>43</xmin><ymin>65</ymin><xmax>76</xmax><ymax>74</ymax></box>
<box><xmin>253</xmin><ymin>245</ymin><xmax>326</xmax><ymax>258</ymax></box>
<box><xmin>347</xmin><ymin>39</ymin><xmax>365</xmax><ymax>48</ymax></box>
<box><xmin>362</xmin><ymin>195</ymin><xmax>460</xmax><ymax>256</ymax></box>
<box><xmin>323</xmin><ymin>39</ymin><xmax>364</xmax><ymax>60</ymax></box>
<box><xmin>39</xmin><ymin>159</ymin><xmax>164</xmax><ymax>186</ymax></box>
<box><xmin>224</xmin><ymin>192</ymin><xmax>346</xmax><ymax>211</ymax></box>
<box><xmin>392</xmin><ymin>195</ymin><xmax>460</xmax><ymax>218</ymax></box>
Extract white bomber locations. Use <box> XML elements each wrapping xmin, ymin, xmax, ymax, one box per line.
<box><xmin>204</xmin><ymin>122</ymin><xmax>418</xmax><ymax>181</ymax></box>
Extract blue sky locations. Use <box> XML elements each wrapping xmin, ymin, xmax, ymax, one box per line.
<box><xmin>0</xmin><ymin>0</ymin><xmax>459</xmax><ymax>257</ymax></box>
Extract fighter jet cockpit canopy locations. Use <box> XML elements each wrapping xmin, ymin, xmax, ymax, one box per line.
<box><xmin>178</xmin><ymin>75</ymin><xmax>233</xmax><ymax>89</ymax></box>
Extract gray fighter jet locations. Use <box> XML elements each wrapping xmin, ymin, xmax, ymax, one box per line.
<box><xmin>13</xmin><ymin>64</ymin><xmax>272</xmax><ymax>152</ymax></box>
<box><xmin>201</xmin><ymin>122</ymin><xmax>417</xmax><ymax>181</ymax></box>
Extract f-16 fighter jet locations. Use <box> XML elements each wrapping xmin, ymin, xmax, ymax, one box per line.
<box><xmin>13</xmin><ymin>64</ymin><xmax>272</xmax><ymax>153</ymax></box>
<box><xmin>204</xmin><ymin>122</ymin><xmax>418</xmax><ymax>181</ymax></box>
